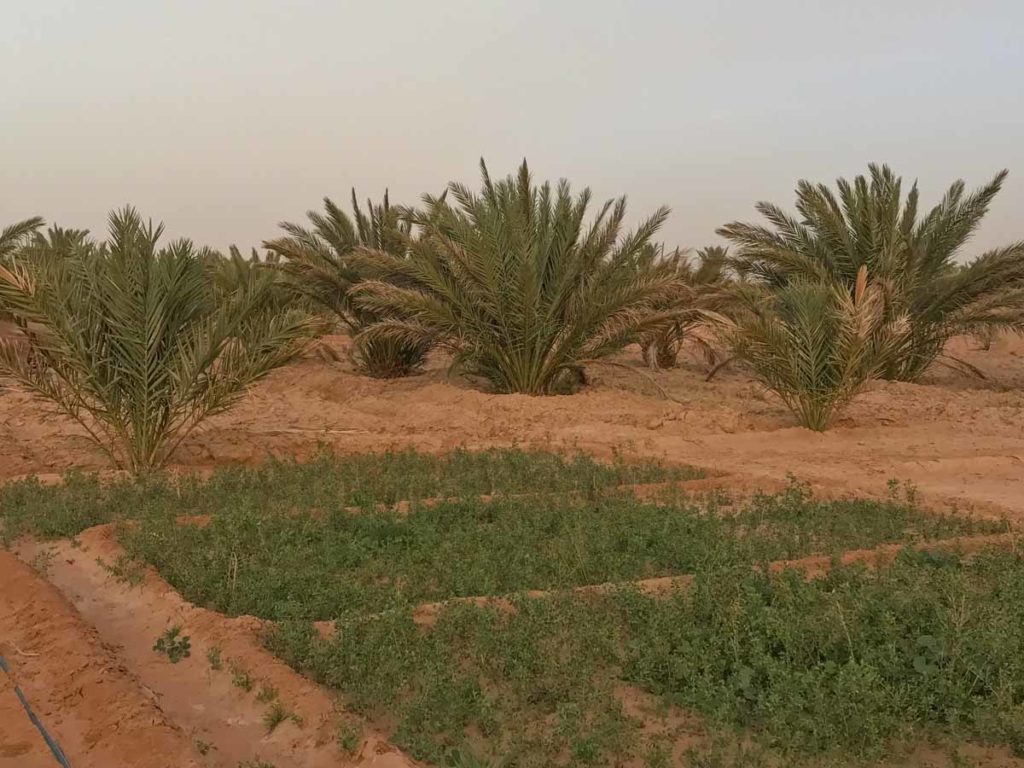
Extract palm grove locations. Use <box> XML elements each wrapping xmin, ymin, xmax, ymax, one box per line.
<box><xmin>1</xmin><ymin>161</ymin><xmax>1022</xmax><ymax>472</ymax></box>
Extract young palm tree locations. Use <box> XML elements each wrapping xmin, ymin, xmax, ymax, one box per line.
<box><xmin>265</xmin><ymin>191</ymin><xmax>430</xmax><ymax>378</ymax></box>
<box><xmin>265</xmin><ymin>191</ymin><xmax>427</xmax><ymax>376</ymax></box>
<box><xmin>350</xmin><ymin>159</ymin><xmax>684</xmax><ymax>395</ymax></box>
<box><xmin>719</xmin><ymin>165</ymin><xmax>1024</xmax><ymax>381</ymax></box>
<box><xmin>0</xmin><ymin>207</ymin><xmax>317</xmax><ymax>473</ymax></box>
<box><xmin>637</xmin><ymin>245</ymin><xmax>733</xmax><ymax>370</ymax></box>
<box><xmin>726</xmin><ymin>267</ymin><xmax>906</xmax><ymax>430</ymax></box>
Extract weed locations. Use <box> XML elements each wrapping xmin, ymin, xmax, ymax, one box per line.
<box><xmin>98</xmin><ymin>554</ymin><xmax>145</xmax><ymax>586</ymax></box>
<box><xmin>230</xmin><ymin>662</ymin><xmax>254</xmax><ymax>692</ymax></box>
<box><xmin>256</xmin><ymin>683</ymin><xmax>278</xmax><ymax>703</ymax></box>
<box><xmin>336</xmin><ymin>722</ymin><xmax>362</xmax><ymax>755</ymax></box>
<box><xmin>29</xmin><ymin>547</ymin><xmax>55</xmax><ymax>576</ymax></box>
<box><xmin>153</xmin><ymin>626</ymin><xmax>191</xmax><ymax>663</ymax></box>
<box><xmin>195</xmin><ymin>739</ymin><xmax>214</xmax><ymax>756</ymax></box>
<box><xmin>206</xmin><ymin>646</ymin><xmax>223</xmax><ymax>671</ymax></box>
<box><xmin>263</xmin><ymin>701</ymin><xmax>293</xmax><ymax>734</ymax></box>
<box><xmin>238</xmin><ymin>761</ymin><xmax>275</xmax><ymax>768</ymax></box>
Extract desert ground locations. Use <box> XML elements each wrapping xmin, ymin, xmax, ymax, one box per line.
<box><xmin>2</xmin><ymin>332</ymin><xmax>1023</xmax><ymax>767</ymax></box>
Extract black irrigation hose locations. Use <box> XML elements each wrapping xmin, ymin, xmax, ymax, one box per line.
<box><xmin>0</xmin><ymin>654</ymin><xmax>73</xmax><ymax>768</ymax></box>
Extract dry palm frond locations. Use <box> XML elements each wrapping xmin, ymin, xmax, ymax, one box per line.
<box><xmin>265</xmin><ymin>191</ymin><xmax>429</xmax><ymax>377</ymax></box>
<box><xmin>719</xmin><ymin>165</ymin><xmax>1024</xmax><ymax>381</ymax></box>
<box><xmin>725</xmin><ymin>266</ymin><xmax>906</xmax><ymax>431</ymax></box>
<box><xmin>349</xmin><ymin>159</ymin><xmax>679</xmax><ymax>395</ymax></box>
<box><xmin>0</xmin><ymin>207</ymin><xmax>317</xmax><ymax>473</ymax></box>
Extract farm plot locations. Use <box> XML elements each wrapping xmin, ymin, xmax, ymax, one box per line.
<box><xmin>2</xmin><ymin>448</ymin><xmax>1020</xmax><ymax>768</ymax></box>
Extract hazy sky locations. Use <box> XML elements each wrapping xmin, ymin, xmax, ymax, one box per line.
<box><xmin>3</xmin><ymin>1</ymin><xmax>1022</xmax><ymax>256</ymax></box>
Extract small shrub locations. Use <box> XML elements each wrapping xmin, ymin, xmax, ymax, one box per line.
<box><xmin>153</xmin><ymin>626</ymin><xmax>191</xmax><ymax>663</ymax></box>
<box><xmin>256</xmin><ymin>683</ymin><xmax>278</xmax><ymax>703</ymax></box>
<box><xmin>230</xmin><ymin>663</ymin><xmax>254</xmax><ymax>692</ymax></box>
<box><xmin>263</xmin><ymin>701</ymin><xmax>293</xmax><ymax>733</ymax></box>
<box><xmin>337</xmin><ymin>722</ymin><xmax>362</xmax><ymax>755</ymax></box>
<box><xmin>206</xmin><ymin>646</ymin><xmax>223</xmax><ymax>671</ymax></box>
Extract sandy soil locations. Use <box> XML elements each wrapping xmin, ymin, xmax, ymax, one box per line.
<box><xmin>0</xmin><ymin>550</ymin><xmax>203</xmax><ymax>768</ymax></box>
<box><xmin>1</xmin><ymin>332</ymin><xmax>1023</xmax><ymax>766</ymax></box>
<box><xmin>2</xmin><ymin>333</ymin><xmax>1022</xmax><ymax>517</ymax></box>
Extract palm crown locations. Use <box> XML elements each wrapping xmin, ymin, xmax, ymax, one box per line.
<box><xmin>719</xmin><ymin>164</ymin><xmax>1024</xmax><ymax>380</ymax></box>
<box><xmin>350</xmin><ymin>159</ymin><xmax>683</xmax><ymax>395</ymax></box>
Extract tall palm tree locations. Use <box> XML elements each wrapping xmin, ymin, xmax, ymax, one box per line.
<box><xmin>0</xmin><ymin>207</ymin><xmax>317</xmax><ymax>473</ymax></box>
<box><xmin>266</xmin><ymin>191</ymin><xmax>430</xmax><ymax>377</ymax></box>
<box><xmin>350</xmin><ymin>159</ymin><xmax>683</xmax><ymax>395</ymax></box>
<box><xmin>719</xmin><ymin>165</ymin><xmax>1024</xmax><ymax>381</ymax></box>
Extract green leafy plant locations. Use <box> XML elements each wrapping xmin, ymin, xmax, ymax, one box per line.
<box><xmin>724</xmin><ymin>267</ymin><xmax>906</xmax><ymax>430</ymax></box>
<box><xmin>153</xmin><ymin>626</ymin><xmax>192</xmax><ymax>663</ymax></box>
<box><xmin>336</xmin><ymin>722</ymin><xmax>362</xmax><ymax>755</ymax></box>
<box><xmin>266</xmin><ymin>191</ymin><xmax>430</xmax><ymax>377</ymax></box>
<box><xmin>0</xmin><ymin>207</ymin><xmax>317</xmax><ymax>473</ymax></box>
<box><xmin>719</xmin><ymin>164</ymin><xmax>1024</xmax><ymax>381</ymax></box>
<box><xmin>206</xmin><ymin>646</ymin><xmax>223</xmax><ymax>671</ymax></box>
<box><xmin>351</xmin><ymin>159</ymin><xmax>684</xmax><ymax>394</ymax></box>
<box><xmin>230</xmin><ymin>662</ymin><xmax>255</xmax><ymax>691</ymax></box>
<box><xmin>256</xmin><ymin>683</ymin><xmax>279</xmax><ymax>703</ymax></box>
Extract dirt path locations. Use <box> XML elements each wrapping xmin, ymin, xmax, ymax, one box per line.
<box><xmin>0</xmin><ymin>550</ymin><xmax>203</xmax><ymax>768</ymax></box>
<box><xmin>13</xmin><ymin>530</ymin><xmax>411</xmax><ymax>768</ymax></box>
<box><xmin>0</xmin><ymin>673</ymin><xmax>53</xmax><ymax>768</ymax></box>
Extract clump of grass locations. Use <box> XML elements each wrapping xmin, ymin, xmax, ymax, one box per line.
<box><xmin>97</xmin><ymin>553</ymin><xmax>145</xmax><ymax>586</ymax></box>
<box><xmin>206</xmin><ymin>646</ymin><xmax>223</xmax><ymax>671</ymax></box>
<box><xmin>267</xmin><ymin>549</ymin><xmax>1024</xmax><ymax>766</ymax></box>
<box><xmin>256</xmin><ymin>683</ymin><xmax>278</xmax><ymax>703</ymax></box>
<box><xmin>153</xmin><ymin>626</ymin><xmax>191</xmax><ymax>663</ymax></box>
<box><xmin>230</xmin><ymin>662</ymin><xmax>254</xmax><ymax>692</ymax></box>
<box><xmin>0</xmin><ymin>447</ymin><xmax>698</xmax><ymax>543</ymax></box>
<box><xmin>263</xmin><ymin>701</ymin><xmax>295</xmax><ymax>734</ymax></box>
<box><xmin>336</xmin><ymin>722</ymin><xmax>362</xmax><ymax>755</ymax></box>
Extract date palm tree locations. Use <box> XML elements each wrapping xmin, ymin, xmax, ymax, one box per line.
<box><xmin>350</xmin><ymin>159</ymin><xmax>683</xmax><ymax>395</ymax></box>
<box><xmin>719</xmin><ymin>165</ymin><xmax>1024</xmax><ymax>381</ymax></box>
<box><xmin>726</xmin><ymin>267</ymin><xmax>907</xmax><ymax>430</ymax></box>
<box><xmin>637</xmin><ymin>245</ymin><xmax>733</xmax><ymax>370</ymax></box>
<box><xmin>0</xmin><ymin>217</ymin><xmax>44</xmax><ymax>260</ymax></box>
<box><xmin>0</xmin><ymin>207</ymin><xmax>317</xmax><ymax>473</ymax></box>
<box><xmin>266</xmin><ymin>191</ymin><xmax>430</xmax><ymax>377</ymax></box>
